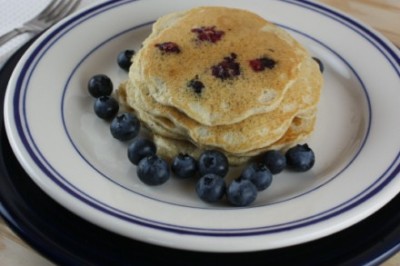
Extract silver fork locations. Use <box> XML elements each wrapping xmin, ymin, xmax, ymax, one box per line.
<box><xmin>0</xmin><ymin>0</ymin><xmax>81</xmax><ymax>47</ymax></box>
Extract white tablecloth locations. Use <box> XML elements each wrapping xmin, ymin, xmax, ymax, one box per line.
<box><xmin>0</xmin><ymin>0</ymin><xmax>101</xmax><ymax>68</ymax></box>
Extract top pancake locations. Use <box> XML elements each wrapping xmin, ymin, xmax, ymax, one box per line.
<box><xmin>130</xmin><ymin>6</ymin><xmax>308</xmax><ymax>126</ymax></box>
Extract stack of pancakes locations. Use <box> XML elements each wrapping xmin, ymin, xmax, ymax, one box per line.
<box><xmin>118</xmin><ymin>6</ymin><xmax>323</xmax><ymax>165</ymax></box>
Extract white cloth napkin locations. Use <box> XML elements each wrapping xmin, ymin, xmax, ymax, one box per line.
<box><xmin>0</xmin><ymin>0</ymin><xmax>101</xmax><ymax>68</ymax></box>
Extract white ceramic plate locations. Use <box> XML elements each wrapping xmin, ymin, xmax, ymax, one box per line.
<box><xmin>4</xmin><ymin>0</ymin><xmax>400</xmax><ymax>252</ymax></box>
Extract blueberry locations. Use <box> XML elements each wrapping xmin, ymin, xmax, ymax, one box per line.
<box><xmin>117</xmin><ymin>50</ymin><xmax>135</xmax><ymax>71</ymax></box>
<box><xmin>249</xmin><ymin>57</ymin><xmax>276</xmax><ymax>72</ymax></box>
<box><xmin>137</xmin><ymin>155</ymin><xmax>170</xmax><ymax>186</ymax></box>
<box><xmin>241</xmin><ymin>162</ymin><xmax>273</xmax><ymax>191</ymax></box>
<box><xmin>93</xmin><ymin>96</ymin><xmax>119</xmax><ymax>120</ymax></box>
<box><xmin>110</xmin><ymin>112</ymin><xmax>140</xmax><ymax>141</ymax></box>
<box><xmin>196</xmin><ymin>174</ymin><xmax>226</xmax><ymax>203</ymax></box>
<box><xmin>171</xmin><ymin>153</ymin><xmax>198</xmax><ymax>179</ymax></box>
<box><xmin>285</xmin><ymin>144</ymin><xmax>315</xmax><ymax>172</ymax></box>
<box><xmin>312</xmin><ymin>57</ymin><xmax>324</xmax><ymax>73</ymax></box>
<box><xmin>155</xmin><ymin>42</ymin><xmax>181</xmax><ymax>53</ymax></box>
<box><xmin>191</xmin><ymin>26</ymin><xmax>225</xmax><ymax>43</ymax></box>
<box><xmin>198</xmin><ymin>150</ymin><xmax>229</xmax><ymax>177</ymax></box>
<box><xmin>127</xmin><ymin>138</ymin><xmax>156</xmax><ymax>165</ymax></box>
<box><xmin>211</xmin><ymin>53</ymin><xmax>240</xmax><ymax>80</ymax></box>
<box><xmin>261</xmin><ymin>150</ymin><xmax>286</xmax><ymax>174</ymax></box>
<box><xmin>188</xmin><ymin>78</ymin><xmax>204</xmax><ymax>94</ymax></box>
<box><xmin>227</xmin><ymin>178</ymin><xmax>257</xmax><ymax>207</ymax></box>
<box><xmin>88</xmin><ymin>74</ymin><xmax>113</xmax><ymax>98</ymax></box>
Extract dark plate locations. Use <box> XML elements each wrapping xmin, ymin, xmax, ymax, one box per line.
<box><xmin>1</xmin><ymin>38</ymin><xmax>400</xmax><ymax>266</ymax></box>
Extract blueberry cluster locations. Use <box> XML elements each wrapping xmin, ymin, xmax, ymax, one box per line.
<box><xmin>87</xmin><ymin>49</ymin><xmax>316</xmax><ymax>207</ymax></box>
<box><xmin>88</xmin><ymin>73</ymin><xmax>170</xmax><ymax>186</ymax></box>
<box><xmin>195</xmin><ymin>145</ymin><xmax>315</xmax><ymax>207</ymax></box>
<box><xmin>89</xmin><ymin>49</ymin><xmax>134</xmax><ymax>119</ymax></box>
<box><xmin>88</xmin><ymin>74</ymin><xmax>119</xmax><ymax>119</ymax></box>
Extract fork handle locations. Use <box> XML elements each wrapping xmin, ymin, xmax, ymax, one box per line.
<box><xmin>0</xmin><ymin>29</ymin><xmax>24</xmax><ymax>47</ymax></box>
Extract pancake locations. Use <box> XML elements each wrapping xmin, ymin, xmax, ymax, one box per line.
<box><xmin>123</xmin><ymin>87</ymin><xmax>317</xmax><ymax>152</ymax></box>
<box><xmin>129</xmin><ymin>6</ymin><xmax>309</xmax><ymax>126</ymax></box>
<box><xmin>153</xmin><ymin>116</ymin><xmax>317</xmax><ymax>165</ymax></box>
<box><xmin>121</xmin><ymin>56</ymin><xmax>322</xmax><ymax>153</ymax></box>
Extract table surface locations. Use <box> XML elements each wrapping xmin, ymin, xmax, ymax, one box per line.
<box><xmin>0</xmin><ymin>0</ymin><xmax>399</xmax><ymax>265</ymax></box>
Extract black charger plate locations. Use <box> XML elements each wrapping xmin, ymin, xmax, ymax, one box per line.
<box><xmin>1</xmin><ymin>39</ymin><xmax>400</xmax><ymax>266</ymax></box>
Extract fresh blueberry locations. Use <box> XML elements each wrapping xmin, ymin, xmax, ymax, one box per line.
<box><xmin>285</xmin><ymin>144</ymin><xmax>315</xmax><ymax>172</ymax></box>
<box><xmin>196</xmin><ymin>174</ymin><xmax>226</xmax><ymax>203</ymax></box>
<box><xmin>88</xmin><ymin>74</ymin><xmax>113</xmax><ymax>98</ymax></box>
<box><xmin>171</xmin><ymin>153</ymin><xmax>198</xmax><ymax>179</ymax></box>
<box><xmin>312</xmin><ymin>57</ymin><xmax>324</xmax><ymax>73</ymax></box>
<box><xmin>241</xmin><ymin>162</ymin><xmax>273</xmax><ymax>191</ymax></box>
<box><xmin>117</xmin><ymin>49</ymin><xmax>135</xmax><ymax>71</ymax></box>
<box><xmin>227</xmin><ymin>178</ymin><xmax>257</xmax><ymax>207</ymax></box>
<box><xmin>198</xmin><ymin>150</ymin><xmax>229</xmax><ymax>177</ymax></box>
<box><xmin>110</xmin><ymin>112</ymin><xmax>140</xmax><ymax>141</ymax></box>
<box><xmin>93</xmin><ymin>96</ymin><xmax>119</xmax><ymax>120</ymax></box>
<box><xmin>127</xmin><ymin>138</ymin><xmax>156</xmax><ymax>165</ymax></box>
<box><xmin>261</xmin><ymin>150</ymin><xmax>286</xmax><ymax>174</ymax></box>
<box><xmin>137</xmin><ymin>155</ymin><xmax>170</xmax><ymax>186</ymax></box>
